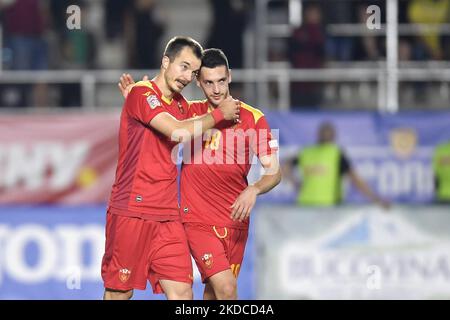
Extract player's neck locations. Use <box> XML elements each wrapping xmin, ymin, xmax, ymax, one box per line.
<box><xmin>153</xmin><ymin>74</ymin><xmax>175</xmax><ymax>100</ymax></box>
<box><xmin>208</xmin><ymin>102</ymin><xmax>218</xmax><ymax>109</ymax></box>
<box><xmin>208</xmin><ymin>92</ymin><xmax>231</xmax><ymax>109</ymax></box>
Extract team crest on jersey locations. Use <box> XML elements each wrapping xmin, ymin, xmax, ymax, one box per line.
<box><xmin>201</xmin><ymin>253</ymin><xmax>213</xmax><ymax>269</ymax></box>
<box><xmin>177</xmin><ymin>101</ymin><xmax>184</xmax><ymax>114</ymax></box>
<box><xmin>119</xmin><ymin>268</ymin><xmax>131</xmax><ymax>283</ymax></box>
<box><xmin>147</xmin><ymin>95</ymin><xmax>161</xmax><ymax>109</ymax></box>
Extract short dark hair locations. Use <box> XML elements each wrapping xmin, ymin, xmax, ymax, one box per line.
<box><xmin>163</xmin><ymin>36</ymin><xmax>203</xmax><ymax>61</ymax></box>
<box><xmin>201</xmin><ymin>48</ymin><xmax>230</xmax><ymax>71</ymax></box>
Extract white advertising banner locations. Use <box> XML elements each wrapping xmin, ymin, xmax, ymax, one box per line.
<box><xmin>255</xmin><ymin>206</ymin><xmax>450</xmax><ymax>299</ymax></box>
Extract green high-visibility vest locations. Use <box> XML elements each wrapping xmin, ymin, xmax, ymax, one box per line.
<box><xmin>433</xmin><ymin>142</ymin><xmax>450</xmax><ymax>201</ymax></box>
<box><xmin>297</xmin><ymin>143</ymin><xmax>342</xmax><ymax>206</ymax></box>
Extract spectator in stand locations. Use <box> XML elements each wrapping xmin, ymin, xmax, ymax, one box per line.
<box><xmin>408</xmin><ymin>0</ymin><xmax>450</xmax><ymax>60</ymax></box>
<box><xmin>288</xmin><ymin>3</ymin><xmax>325</xmax><ymax>108</ymax></box>
<box><xmin>206</xmin><ymin>0</ymin><xmax>248</xmax><ymax>69</ymax></box>
<box><xmin>125</xmin><ymin>0</ymin><xmax>166</xmax><ymax>69</ymax></box>
<box><xmin>104</xmin><ymin>0</ymin><xmax>129</xmax><ymax>41</ymax></box>
<box><xmin>322</xmin><ymin>0</ymin><xmax>355</xmax><ymax>61</ymax></box>
<box><xmin>49</xmin><ymin>0</ymin><xmax>96</xmax><ymax>107</ymax></box>
<box><xmin>1</xmin><ymin>0</ymin><xmax>50</xmax><ymax>107</ymax></box>
<box><xmin>352</xmin><ymin>4</ymin><xmax>384</xmax><ymax>61</ymax></box>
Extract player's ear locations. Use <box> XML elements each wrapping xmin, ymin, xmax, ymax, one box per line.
<box><xmin>162</xmin><ymin>56</ymin><xmax>170</xmax><ymax>70</ymax></box>
<box><xmin>196</xmin><ymin>70</ymin><xmax>201</xmax><ymax>87</ymax></box>
<box><xmin>228</xmin><ymin>69</ymin><xmax>232</xmax><ymax>84</ymax></box>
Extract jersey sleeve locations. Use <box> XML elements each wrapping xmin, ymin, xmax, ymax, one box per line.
<box><xmin>252</xmin><ymin>116</ymin><xmax>279</xmax><ymax>158</ymax></box>
<box><xmin>126</xmin><ymin>86</ymin><xmax>166</xmax><ymax>125</ymax></box>
<box><xmin>186</xmin><ymin>101</ymin><xmax>207</xmax><ymax>118</ymax></box>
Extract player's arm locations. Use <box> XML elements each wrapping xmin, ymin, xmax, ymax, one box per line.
<box><xmin>348</xmin><ymin>169</ymin><xmax>391</xmax><ymax>210</ymax></box>
<box><xmin>149</xmin><ymin>98</ymin><xmax>239</xmax><ymax>142</ymax></box>
<box><xmin>342</xmin><ymin>154</ymin><xmax>390</xmax><ymax>210</ymax></box>
<box><xmin>230</xmin><ymin>153</ymin><xmax>282</xmax><ymax>222</ymax></box>
<box><xmin>120</xmin><ymin>74</ymin><xmax>240</xmax><ymax>142</ymax></box>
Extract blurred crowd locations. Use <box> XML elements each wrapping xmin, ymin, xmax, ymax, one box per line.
<box><xmin>0</xmin><ymin>0</ymin><xmax>252</xmax><ymax>107</ymax></box>
<box><xmin>289</xmin><ymin>0</ymin><xmax>450</xmax><ymax>64</ymax></box>
<box><xmin>0</xmin><ymin>0</ymin><xmax>449</xmax><ymax>108</ymax></box>
<box><xmin>287</xmin><ymin>0</ymin><xmax>450</xmax><ymax>107</ymax></box>
<box><xmin>0</xmin><ymin>0</ymin><xmax>250</xmax><ymax>71</ymax></box>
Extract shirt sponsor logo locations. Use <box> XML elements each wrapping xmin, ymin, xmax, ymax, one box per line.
<box><xmin>147</xmin><ymin>95</ymin><xmax>161</xmax><ymax>110</ymax></box>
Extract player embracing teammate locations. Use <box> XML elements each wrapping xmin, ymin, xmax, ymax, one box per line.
<box><xmin>106</xmin><ymin>38</ymin><xmax>281</xmax><ymax>300</ymax></box>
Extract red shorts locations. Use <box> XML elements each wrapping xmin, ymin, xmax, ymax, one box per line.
<box><xmin>101</xmin><ymin>211</ymin><xmax>193</xmax><ymax>294</ymax></box>
<box><xmin>184</xmin><ymin>222</ymin><xmax>248</xmax><ymax>283</ymax></box>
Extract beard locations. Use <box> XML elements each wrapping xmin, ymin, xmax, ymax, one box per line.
<box><xmin>165</xmin><ymin>73</ymin><xmax>185</xmax><ymax>93</ymax></box>
<box><xmin>208</xmin><ymin>91</ymin><xmax>229</xmax><ymax>107</ymax></box>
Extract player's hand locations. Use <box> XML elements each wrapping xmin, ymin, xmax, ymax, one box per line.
<box><xmin>118</xmin><ymin>74</ymin><xmax>149</xmax><ymax>99</ymax></box>
<box><xmin>230</xmin><ymin>185</ymin><xmax>259</xmax><ymax>222</ymax></box>
<box><xmin>218</xmin><ymin>96</ymin><xmax>240</xmax><ymax>122</ymax></box>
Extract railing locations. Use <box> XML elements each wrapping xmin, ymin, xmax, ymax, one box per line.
<box><xmin>0</xmin><ymin>66</ymin><xmax>449</xmax><ymax>111</ymax></box>
<box><xmin>327</xmin><ymin>23</ymin><xmax>450</xmax><ymax>36</ymax></box>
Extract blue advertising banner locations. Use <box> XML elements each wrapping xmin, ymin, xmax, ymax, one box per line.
<box><xmin>1</xmin><ymin>111</ymin><xmax>448</xmax><ymax>205</ymax></box>
<box><xmin>254</xmin><ymin>111</ymin><xmax>450</xmax><ymax>204</ymax></box>
<box><xmin>0</xmin><ymin>206</ymin><xmax>255</xmax><ymax>300</ymax></box>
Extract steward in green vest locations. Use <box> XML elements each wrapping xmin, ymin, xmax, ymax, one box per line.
<box><xmin>294</xmin><ymin>122</ymin><xmax>390</xmax><ymax>209</ymax></box>
<box><xmin>433</xmin><ymin>141</ymin><xmax>450</xmax><ymax>203</ymax></box>
<box><xmin>298</xmin><ymin>143</ymin><xmax>342</xmax><ymax>206</ymax></box>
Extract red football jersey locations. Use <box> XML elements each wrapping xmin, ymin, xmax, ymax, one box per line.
<box><xmin>180</xmin><ymin>100</ymin><xmax>277</xmax><ymax>229</ymax></box>
<box><xmin>108</xmin><ymin>80</ymin><xmax>189</xmax><ymax>220</ymax></box>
